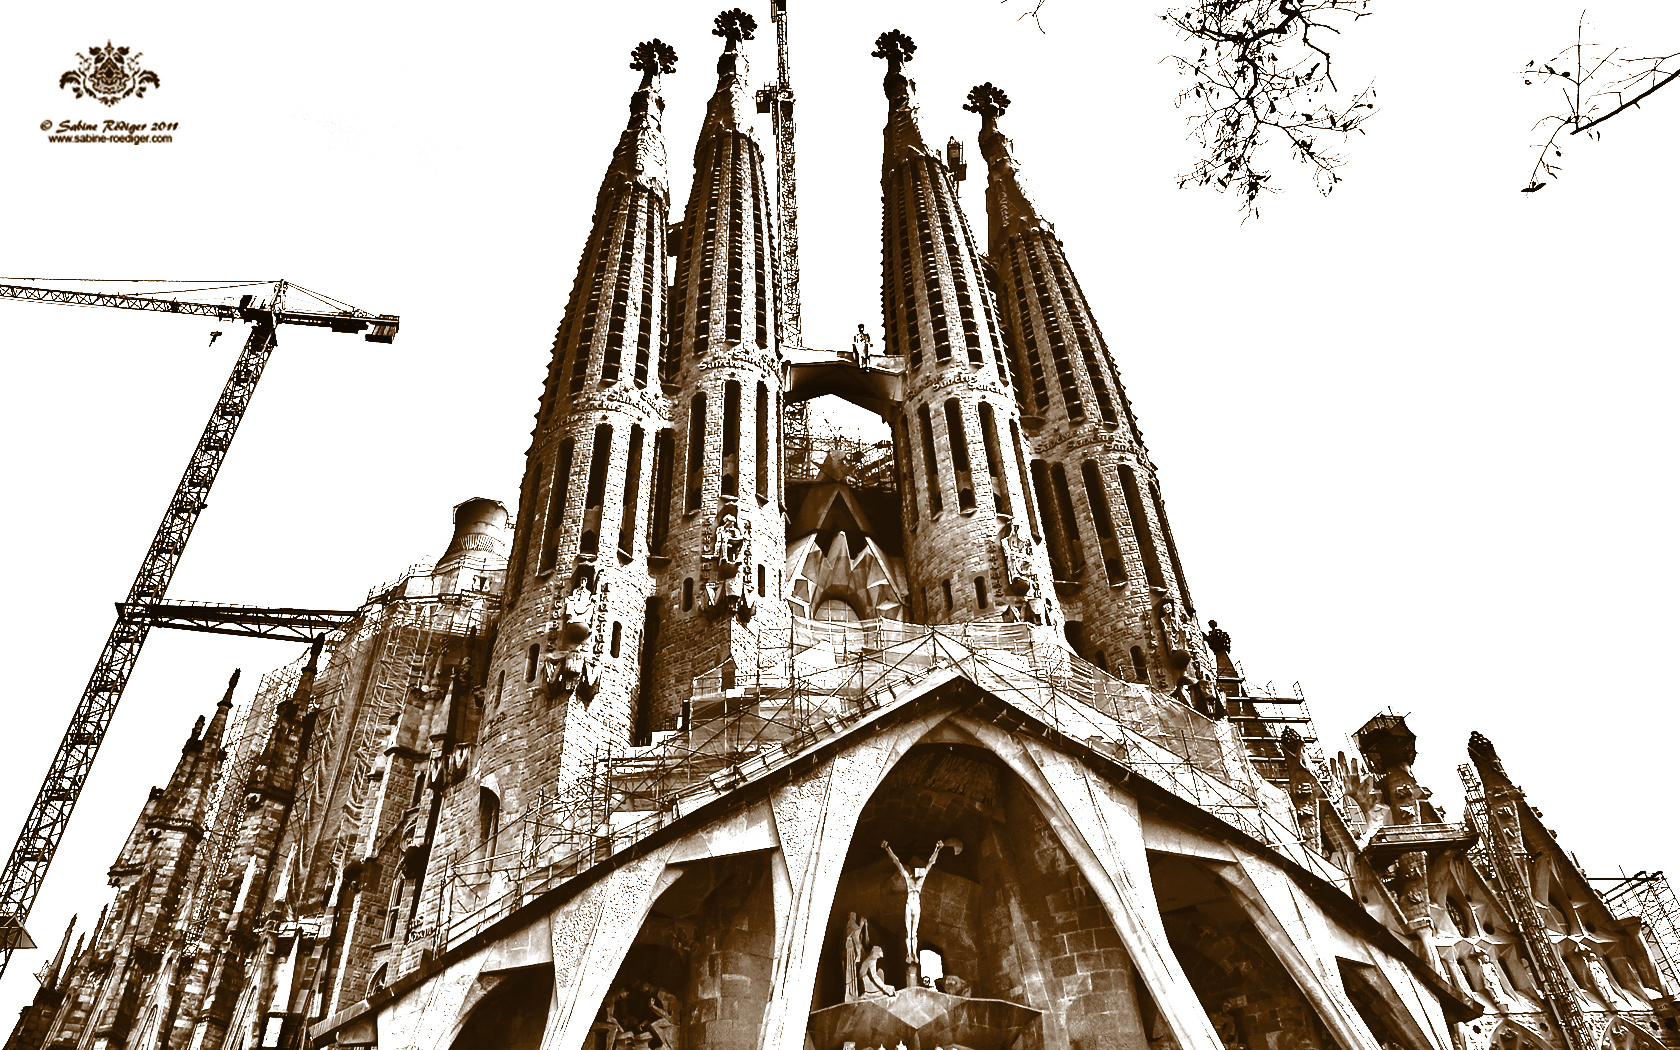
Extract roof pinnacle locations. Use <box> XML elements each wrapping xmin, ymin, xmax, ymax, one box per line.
<box><xmin>630</xmin><ymin>38</ymin><xmax>679</xmax><ymax>90</ymax></box>
<box><xmin>871</xmin><ymin>30</ymin><xmax>916</xmax><ymax>75</ymax></box>
<box><xmin>963</xmin><ymin>82</ymin><xmax>1011</xmax><ymax>124</ymax></box>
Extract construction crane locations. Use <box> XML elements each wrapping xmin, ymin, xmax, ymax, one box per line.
<box><xmin>0</xmin><ymin>280</ymin><xmax>398</xmax><ymax>976</ymax></box>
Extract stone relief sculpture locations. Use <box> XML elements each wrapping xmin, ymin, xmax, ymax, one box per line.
<box><xmin>1000</xmin><ymin>521</ymin><xmax>1035</xmax><ymax>595</ymax></box>
<box><xmin>882</xmin><ymin>839</ymin><xmax>957</xmax><ymax>963</ymax></box>
<box><xmin>844</xmin><ymin>912</ymin><xmax>870</xmax><ymax>1001</ymax></box>
<box><xmin>858</xmin><ymin>944</ymin><xmax>895</xmax><ymax>998</ymax></box>
<box><xmin>704</xmin><ymin>501</ymin><xmax>756</xmax><ymax>622</ymax></box>
<box><xmin>543</xmin><ymin>567</ymin><xmax>602</xmax><ymax>702</ymax></box>
<box><xmin>597</xmin><ymin>979</ymin><xmax>681</xmax><ymax>1050</ymax></box>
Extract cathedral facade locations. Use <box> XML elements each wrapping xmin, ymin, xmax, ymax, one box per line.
<box><xmin>7</xmin><ymin>13</ymin><xmax>1677</xmax><ymax>1050</ymax></box>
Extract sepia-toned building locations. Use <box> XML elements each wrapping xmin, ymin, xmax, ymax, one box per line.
<box><xmin>9</xmin><ymin>13</ymin><xmax>1679</xmax><ymax>1050</ymax></box>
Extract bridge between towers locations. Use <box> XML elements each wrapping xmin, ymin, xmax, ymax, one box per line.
<box><xmin>783</xmin><ymin>346</ymin><xmax>906</xmax><ymax>418</ymax></box>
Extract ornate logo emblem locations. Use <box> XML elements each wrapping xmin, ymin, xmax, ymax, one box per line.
<box><xmin>60</xmin><ymin>43</ymin><xmax>160</xmax><ymax>107</ymax></box>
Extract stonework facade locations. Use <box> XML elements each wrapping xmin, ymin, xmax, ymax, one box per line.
<box><xmin>9</xmin><ymin>16</ymin><xmax>1677</xmax><ymax>1050</ymax></box>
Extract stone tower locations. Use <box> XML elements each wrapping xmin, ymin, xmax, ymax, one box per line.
<box><xmin>650</xmin><ymin>10</ymin><xmax>790</xmax><ymax>727</ymax></box>
<box><xmin>873</xmin><ymin>32</ymin><xmax>1059</xmax><ymax>629</ymax></box>
<box><xmin>490</xmin><ymin>38</ymin><xmax>677</xmax><ymax>789</ymax></box>
<box><xmin>969</xmin><ymin>84</ymin><xmax>1204</xmax><ymax>693</ymax></box>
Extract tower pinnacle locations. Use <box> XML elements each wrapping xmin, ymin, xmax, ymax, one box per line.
<box><xmin>629</xmin><ymin>38</ymin><xmax>678</xmax><ymax>89</ymax></box>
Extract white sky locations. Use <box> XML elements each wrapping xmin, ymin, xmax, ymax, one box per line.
<box><xmin>2</xmin><ymin>0</ymin><xmax>1676</xmax><ymax>1017</ymax></box>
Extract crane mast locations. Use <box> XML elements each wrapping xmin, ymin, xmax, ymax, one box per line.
<box><xmin>0</xmin><ymin>281</ymin><xmax>397</xmax><ymax>976</ymax></box>
<box><xmin>760</xmin><ymin>0</ymin><xmax>801</xmax><ymax>350</ymax></box>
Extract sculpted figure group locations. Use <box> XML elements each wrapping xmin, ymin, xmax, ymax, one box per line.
<box><xmin>839</xmin><ymin>839</ymin><xmax>967</xmax><ymax>1003</ymax></box>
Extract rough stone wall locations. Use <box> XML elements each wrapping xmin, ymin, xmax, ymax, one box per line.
<box><xmin>684</xmin><ymin>865</ymin><xmax>777</xmax><ymax>1050</ymax></box>
<box><xmin>876</xmin><ymin>48</ymin><xmax>1059</xmax><ymax>630</ymax></box>
<box><xmin>981</xmin><ymin>784</ymin><xmax>1149</xmax><ymax>1050</ymax></box>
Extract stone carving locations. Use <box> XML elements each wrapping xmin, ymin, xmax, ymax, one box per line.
<box><xmin>937</xmin><ymin>974</ymin><xmax>970</xmax><ymax>997</ymax></box>
<box><xmin>543</xmin><ymin>568</ymin><xmax>602</xmax><ymax>702</ymax></box>
<box><xmin>844</xmin><ymin>912</ymin><xmax>871</xmax><ymax>1002</ymax></box>
<box><xmin>704</xmin><ymin>501</ymin><xmax>756</xmax><ymax>622</ymax></box>
<box><xmin>1467</xmin><ymin>947</ymin><xmax>1516</xmax><ymax>1010</ymax></box>
<box><xmin>1020</xmin><ymin>577</ymin><xmax>1048</xmax><ymax>626</ymax></box>
<box><xmin>882</xmin><ymin>839</ymin><xmax>957</xmax><ymax>962</ymax></box>
<box><xmin>859</xmin><ymin>944</ymin><xmax>895</xmax><ymax>998</ymax></box>
<box><xmin>1000</xmin><ymin>522</ymin><xmax>1035</xmax><ymax>596</ymax></box>
<box><xmin>598</xmin><ymin>979</ymin><xmax>681</xmax><ymax>1050</ymax></box>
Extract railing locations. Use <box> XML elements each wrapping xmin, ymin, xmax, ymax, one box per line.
<box><xmin>435</xmin><ymin>618</ymin><xmax>1312</xmax><ymax>950</ymax></box>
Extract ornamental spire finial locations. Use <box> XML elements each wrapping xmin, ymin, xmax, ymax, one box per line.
<box><xmin>871</xmin><ymin>30</ymin><xmax>916</xmax><ymax>75</ymax></box>
<box><xmin>630</xmin><ymin>38</ymin><xmax>679</xmax><ymax>89</ymax></box>
<box><xmin>964</xmin><ymin>82</ymin><xmax>1011</xmax><ymax>124</ymax></box>
<box><xmin>713</xmin><ymin>9</ymin><xmax>757</xmax><ymax>46</ymax></box>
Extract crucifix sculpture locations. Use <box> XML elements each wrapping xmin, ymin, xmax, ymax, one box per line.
<box><xmin>881</xmin><ymin>839</ymin><xmax>959</xmax><ymax>965</ymax></box>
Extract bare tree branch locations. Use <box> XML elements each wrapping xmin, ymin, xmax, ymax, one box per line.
<box><xmin>1162</xmin><ymin>0</ymin><xmax>1376</xmax><ymax>217</ymax></box>
<box><xmin>1522</xmin><ymin>13</ymin><xmax>1680</xmax><ymax>192</ymax></box>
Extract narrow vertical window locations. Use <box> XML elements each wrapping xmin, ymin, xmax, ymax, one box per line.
<box><xmin>508</xmin><ymin>467</ymin><xmax>537</xmax><ymax>603</ymax></box>
<box><xmin>1032</xmin><ymin>460</ymin><xmax>1067</xmax><ymax>579</ymax></box>
<box><xmin>1049</xmin><ymin>463</ymin><xmax>1085</xmax><ymax>577</ymax></box>
<box><xmin>978</xmin><ymin>402</ymin><xmax>1010</xmax><ymax>516</ymax></box>
<box><xmin>944</xmin><ymin>399</ymin><xmax>975</xmax><ymax>512</ymax></box>
<box><xmin>649</xmin><ymin>428</ymin><xmax>673</xmax><ymax>554</ymax></box>
<box><xmin>1082</xmin><ymin>459</ymin><xmax>1127</xmax><ymax>587</ymax></box>
<box><xmin>918</xmin><ymin>404</ymin><xmax>944</xmax><ymax>514</ymax></box>
<box><xmin>611</xmin><ymin>622</ymin><xmax>622</xmax><ymax>658</ymax></box>
<box><xmin>618</xmin><ymin>425</ymin><xmax>644</xmax><ymax>563</ymax></box>
<box><xmin>974</xmin><ymin>576</ymin><xmax>988</xmax><ymax>609</ymax></box>
<box><xmin>1129</xmin><ymin>646</ymin><xmax>1148</xmax><ymax>685</ymax></box>
<box><xmin>538</xmin><ymin>439</ymin><xmax>574</xmax><ymax>573</ymax></box>
<box><xmin>1150</xmin><ymin>479</ymin><xmax>1194</xmax><ymax>614</ymax></box>
<box><xmin>1011</xmin><ymin>419</ymin><xmax>1040</xmax><ymax>540</ymax></box>
<box><xmin>942</xmin><ymin>579</ymin><xmax>954</xmax><ymax>612</ymax></box>
<box><xmin>526</xmin><ymin>644</ymin><xmax>539</xmax><ymax>683</ymax></box>
<box><xmin>683</xmin><ymin>578</ymin><xmax>694</xmax><ymax>611</ymax></box>
<box><xmin>756</xmin><ymin>381</ymin><xmax>770</xmax><ymax>502</ymax></box>
<box><xmin>686</xmin><ymin>392</ymin><xmax>707</xmax><ymax>513</ymax></box>
<box><xmin>1119</xmin><ymin>465</ymin><xmax>1165</xmax><ymax>589</ymax></box>
<box><xmin>721</xmin><ymin>379</ymin><xmax>741</xmax><ymax>496</ymax></box>
<box><xmin>896</xmin><ymin>417</ymin><xmax>919</xmax><ymax>526</ymax></box>
<box><xmin>757</xmin><ymin>564</ymin><xmax>766</xmax><ymax>597</ymax></box>
<box><xmin>581</xmin><ymin>423</ymin><xmax>612</xmax><ymax>555</ymax></box>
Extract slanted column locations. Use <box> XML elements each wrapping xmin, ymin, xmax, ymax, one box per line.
<box><xmin>873</xmin><ymin>32</ymin><xmax>1058</xmax><ymax>630</ymax></box>
<box><xmin>971</xmin><ymin>84</ymin><xmax>1205</xmax><ymax>688</ymax></box>
<box><xmin>478</xmin><ymin>39</ymin><xmax>677</xmax><ymax>816</ymax></box>
<box><xmin>651</xmin><ymin>10</ymin><xmax>789</xmax><ymax>727</ymax></box>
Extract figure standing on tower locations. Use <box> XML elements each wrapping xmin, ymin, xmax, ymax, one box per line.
<box><xmin>852</xmin><ymin>324</ymin><xmax>872</xmax><ymax>367</ymax></box>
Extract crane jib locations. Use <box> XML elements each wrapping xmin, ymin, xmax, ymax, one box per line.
<box><xmin>0</xmin><ymin>279</ymin><xmax>398</xmax><ymax>977</ymax></box>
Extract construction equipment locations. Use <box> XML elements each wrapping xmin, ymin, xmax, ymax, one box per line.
<box><xmin>0</xmin><ymin>280</ymin><xmax>398</xmax><ymax>976</ymax></box>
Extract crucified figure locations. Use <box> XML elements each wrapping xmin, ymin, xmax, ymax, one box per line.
<box><xmin>882</xmin><ymin>839</ymin><xmax>955</xmax><ymax>962</ymax></box>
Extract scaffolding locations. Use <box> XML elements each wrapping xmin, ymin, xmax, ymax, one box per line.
<box><xmin>179</xmin><ymin>652</ymin><xmax>313</xmax><ymax>959</ymax></box>
<box><xmin>436</xmin><ymin>618</ymin><xmax>1310</xmax><ymax>950</ymax></box>
<box><xmin>1596</xmin><ymin>872</ymin><xmax>1680</xmax><ymax>996</ymax></box>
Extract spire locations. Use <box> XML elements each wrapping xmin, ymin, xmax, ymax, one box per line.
<box><xmin>38</xmin><ymin>914</ymin><xmax>75</xmax><ymax>991</ymax></box>
<box><xmin>965</xmin><ymin>83</ymin><xmax>1046</xmax><ymax>257</ymax></box>
<box><xmin>873</xmin><ymin>30</ymin><xmax>929</xmax><ymax>167</ymax></box>
<box><xmin>201</xmin><ymin>668</ymin><xmax>236</xmax><ymax>753</ymax></box>
<box><xmin>606</xmin><ymin>39</ymin><xmax>678</xmax><ymax>209</ymax></box>
<box><xmin>700</xmin><ymin>10</ymin><xmax>757</xmax><ymax>146</ymax></box>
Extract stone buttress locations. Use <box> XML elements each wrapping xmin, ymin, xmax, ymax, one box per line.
<box><xmin>484</xmin><ymin>40</ymin><xmax>676</xmax><ymax>802</ymax></box>
<box><xmin>873</xmin><ymin>33</ymin><xmax>1059</xmax><ymax>629</ymax></box>
<box><xmin>970</xmin><ymin>86</ymin><xmax>1204</xmax><ymax>691</ymax></box>
<box><xmin>650</xmin><ymin>11</ymin><xmax>790</xmax><ymax>730</ymax></box>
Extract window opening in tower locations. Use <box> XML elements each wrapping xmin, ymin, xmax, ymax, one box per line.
<box><xmin>917</xmin><ymin>404</ymin><xmax>943</xmax><ymax>515</ymax></box>
<box><xmin>539</xmin><ymin>438</ymin><xmax>575</xmax><ymax>573</ymax></box>
<box><xmin>944</xmin><ymin>399</ymin><xmax>975</xmax><ymax>513</ymax></box>
<box><xmin>618</xmin><ymin>425</ymin><xmax>644</xmax><ymax>564</ymax></box>
<box><xmin>581</xmin><ymin>423</ymin><xmax>613</xmax><ymax>555</ymax></box>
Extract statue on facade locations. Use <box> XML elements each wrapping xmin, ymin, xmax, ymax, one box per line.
<box><xmin>843</xmin><ymin>912</ymin><xmax>870</xmax><ymax>1002</ymax></box>
<box><xmin>1158</xmin><ymin>595</ymin><xmax>1193</xmax><ymax>656</ymax></box>
<box><xmin>561</xmin><ymin>569</ymin><xmax>597</xmax><ymax>644</ymax></box>
<box><xmin>852</xmin><ymin>324</ymin><xmax>873</xmax><ymax>367</ymax></box>
<box><xmin>704</xmin><ymin>502</ymin><xmax>755</xmax><ymax>621</ymax></box>
<box><xmin>1021</xmin><ymin>576</ymin><xmax>1048</xmax><ymax>626</ymax></box>
<box><xmin>1000</xmin><ymin>521</ymin><xmax>1034</xmax><ymax>595</ymax></box>
<box><xmin>858</xmin><ymin>944</ymin><xmax>895</xmax><ymax>998</ymax></box>
<box><xmin>882</xmin><ymin>839</ymin><xmax>957</xmax><ymax>962</ymax></box>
